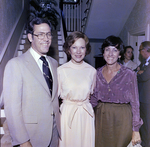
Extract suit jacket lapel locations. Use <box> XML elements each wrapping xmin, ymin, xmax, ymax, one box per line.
<box><xmin>22</xmin><ymin>50</ymin><xmax>51</xmax><ymax>96</ymax></box>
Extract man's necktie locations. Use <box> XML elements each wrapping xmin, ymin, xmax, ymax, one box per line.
<box><xmin>40</xmin><ymin>56</ymin><xmax>53</xmax><ymax>95</ymax></box>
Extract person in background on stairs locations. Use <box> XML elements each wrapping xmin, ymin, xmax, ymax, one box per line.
<box><xmin>121</xmin><ymin>45</ymin><xmax>138</xmax><ymax>70</ymax></box>
<box><xmin>57</xmin><ymin>31</ymin><xmax>96</xmax><ymax>147</ymax></box>
<box><xmin>90</xmin><ymin>35</ymin><xmax>143</xmax><ymax>147</ymax></box>
<box><xmin>3</xmin><ymin>17</ymin><xmax>60</xmax><ymax>147</ymax></box>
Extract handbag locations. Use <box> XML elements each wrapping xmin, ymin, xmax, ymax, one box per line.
<box><xmin>127</xmin><ymin>141</ymin><xmax>142</xmax><ymax>147</ymax></box>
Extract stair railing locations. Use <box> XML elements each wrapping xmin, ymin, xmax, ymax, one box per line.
<box><xmin>60</xmin><ymin>0</ymin><xmax>92</xmax><ymax>33</ymax></box>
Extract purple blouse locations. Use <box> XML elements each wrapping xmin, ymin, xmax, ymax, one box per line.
<box><xmin>90</xmin><ymin>64</ymin><xmax>143</xmax><ymax>131</ymax></box>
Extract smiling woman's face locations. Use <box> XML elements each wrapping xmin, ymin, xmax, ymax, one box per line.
<box><xmin>103</xmin><ymin>46</ymin><xmax>120</xmax><ymax>65</ymax></box>
<box><xmin>69</xmin><ymin>38</ymin><xmax>86</xmax><ymax>65</ymax></box>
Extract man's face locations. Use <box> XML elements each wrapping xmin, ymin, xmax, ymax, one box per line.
<box><xmin>28</xmin><ymin>23</ymin><xmax>52</xmax><ymax>56</ymax></box>
<box><xmin>139</xmin><ymin>44</ymin><xmax>147</xmax><ymax>59</ymax></box>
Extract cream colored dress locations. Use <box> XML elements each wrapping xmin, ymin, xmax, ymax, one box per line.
<box><xmin>57</xmin><ymin>60</ymin><xmax>96</xmax><ymax>147</ymax></box>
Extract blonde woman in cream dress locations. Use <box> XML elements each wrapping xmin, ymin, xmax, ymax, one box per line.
<box><xmin>57</xmin><ymin>31</ymin><xmax>96</xmax><ymax>147</ymax></box>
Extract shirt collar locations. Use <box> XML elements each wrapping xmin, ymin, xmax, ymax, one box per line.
<box><xmin>146</xmin><ymin>56</ymin><xmax>150</xmax><ymax>62</ymax></box>
<box><xmin>30</xmin><ymin>47</ymin><xmax>47</xmax><ymax>62</ymax></box>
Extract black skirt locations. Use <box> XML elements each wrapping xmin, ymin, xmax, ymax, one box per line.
<box><xmin>94</xmin><ymin>102</ymin><xmax>132</xmax><ymax>147</ymax></box>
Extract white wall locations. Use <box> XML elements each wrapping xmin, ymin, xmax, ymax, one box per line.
<box><xmin>120</xmin><ymin>0</ymin><xmax>150</xmax><ymax>45</ymax></box>
<box><xmin>119</xmin><ymin>0</ymin><xmax>150</xmax><ymax>65</ymax></box>
<box><xmin>0</xmin><ymin>0</ymin><xmax>29</xmax><ymax>95</ymax></box>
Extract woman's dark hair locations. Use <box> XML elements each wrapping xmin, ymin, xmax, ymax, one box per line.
<box><xmin>27</xmin><ymin>17</ymin><xmax>52</xmax><ymax>34</ymax></box>
<box><xmin>63</xmin><ymin>31</ymin><xmax>91</xmax><ymax>56</ymax></box>
<box><xmin>123</xmin><ymin>46</ymin><xmax>134</xmax><ymax>61</ymax></box>
<box><xmin>101</xmin><ymin>35</ymin><xmax>124</xmax><ymax>55</ymax></box>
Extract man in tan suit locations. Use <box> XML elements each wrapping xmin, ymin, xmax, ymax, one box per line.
<box><xmin>3</xmin><ymin>17</ymin><xmax>60</xmax><ymax>147</ymax></box>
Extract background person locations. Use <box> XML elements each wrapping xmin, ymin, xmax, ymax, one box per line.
<box><xmin>3</xmin><ymin>17</ymin><xmax>60</xmax><ymax>147</ymax></box>
<box><xmin>91</xmin><ymin>35</ymin><xmax>143</xmax><ymax>147</ymax></box>
<box><xmin>57</xmin><ymin>31</ymin><xmax>96</xmax><ymax>147</ymax></box>
<box><xmin>136</xmin><ymin>41</ymin><xmax>150</xmax><ymax>147</ymax></box>
<box><xmin>122</xmin><ymin>46</ymin><xmax>138</xmax><ymax>70</ymax></box>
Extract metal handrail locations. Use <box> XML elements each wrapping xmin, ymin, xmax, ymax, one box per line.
<box><xmin>60</xmin><ymin>0</ymin><xmax>92</xmax><ymax>33</ymax></box>
<box><xmin>62</xmin><ymin>0</ymin><xmax>80</xmax><ymax>4</ymax></box>
<box><xmin>59</xmin><ymin>0</ymin><xmax>68</xmax><ymax>40</ymax></box>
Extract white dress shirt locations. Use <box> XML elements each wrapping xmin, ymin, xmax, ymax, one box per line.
<box><xmin>29</xmin><ymin>47</ymin><xmax>53</xmax><ymax>76</ymax></box>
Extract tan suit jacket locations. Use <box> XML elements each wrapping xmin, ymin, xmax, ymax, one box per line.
<box><xmin>3</xmin><ymin>50</ymin><xmax>60</xmax><ymax>147</ymax></box>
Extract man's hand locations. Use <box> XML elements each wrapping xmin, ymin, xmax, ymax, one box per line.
<box><xmin>132</xmin><ymin>131</ymin><xmax>141</xmax><ymax>146</ymax></box>
<box><xmin>20</xmin><ymin>141</ymin><xmax>32</xmax><ymax>147</ymax></box>
<box><xmin>137</xmin><ymin>70</ymin><xmax>144</xmax><ymax>75</ymax></box>
<box><xmin>137</xmin><ymin>67</ymin><xmax>140</xmax><ymax>71</ymax></box>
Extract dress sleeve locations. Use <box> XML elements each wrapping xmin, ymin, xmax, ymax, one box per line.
<box><xmin>57</xmin><ymin>68</ymin><xmax>62</xmax><ymax>97</ymax></box>
<box><xmin>90</xmin><ymin>70</ymin><xmax>97</xmax><ymax>94</ymax></box>
<box><xmin>130</xmin><ymin>71</ymin><xmax>143</xmax><ymax>131</ymax></box>
<box><xmin>133</xmin><ymin>62</ymin><xmax>138</xmax><ymax>70</ymax></box>
<box><xmin>90</xmin><ymin>72</ymin><xmax>99</xmax><ymax>108</ymax></box>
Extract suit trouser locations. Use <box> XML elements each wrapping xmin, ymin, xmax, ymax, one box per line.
<box><xmin>48</xmin><ymin>115</ymin><xmax>59</xmax><ymax>147</ymax></box>
<box><xmin>140</xmin><ymin>102</ymin><xmax>150</xmax><ymax>147</ymax></box>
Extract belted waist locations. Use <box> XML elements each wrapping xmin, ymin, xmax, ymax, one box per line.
<box><xmin>63</xmin><ymin>99</ymin><xmax>94</xmax><ymax>128</ymax></box>
<box><xmin>63</xmin><ymin>99</ymin><xmax>89</xmax><ymax>105</ymax></box>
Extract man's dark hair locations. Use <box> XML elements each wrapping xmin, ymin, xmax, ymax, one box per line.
<box><xmin>27</xmin><ymin>17</ymin><xmax>52</xmax><ymax>34</ymax></box>
<box><xmin>101</xmin><ymin>35</ymin><xmax>124</xmax><ymax>55</ymax></box>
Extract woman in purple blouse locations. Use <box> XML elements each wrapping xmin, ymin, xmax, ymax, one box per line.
<box><xmin>90</xmin><ymin>35</ymin><xmax>143</xmax><ymax>147</ymax></box>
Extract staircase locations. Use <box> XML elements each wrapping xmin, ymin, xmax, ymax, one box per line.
<box><xmin>57</xmin><ymin>30</ymin><xmax>67</xmax><ymax>65</ymax></box>
<box><xmin>17</xmin><ymin>30</ymin><xmax>30</xmax><ymax>56</ymax></box>
<box><xmin>0</xmin><ymin>106</ymin><xmax>5</xmax><ymax>139</ymax></box>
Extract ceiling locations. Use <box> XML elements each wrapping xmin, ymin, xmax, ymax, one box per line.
<box><xmin>85</xmin><ymin>0</ymin><xmax>137</xmax><ymax>39</ymax></box>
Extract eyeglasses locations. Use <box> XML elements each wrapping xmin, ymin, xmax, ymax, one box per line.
<box><xmin>33</xmin><ymin>32</ymin><xmax>52</xmax><ymax>40</ymax></box>
<box><xmin>139</xmin><ymin>48</ymin><xmax>145</xmax><ymax>52</ymax></box>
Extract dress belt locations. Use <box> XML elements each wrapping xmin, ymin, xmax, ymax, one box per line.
<box><xmin>63</xmin><ymin>99</ymin><xmax>94</xmax><ymax>128</ymax></box>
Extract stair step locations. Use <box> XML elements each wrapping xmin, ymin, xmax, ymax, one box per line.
<box><xmin>59</xmin><ymin>51</ymin><xmax>65</xmax><ymax>57</ymax></box>
<box><xmin>58</xmin><ymin>40</ymin><xmax>63</xmax><ymax>45</ymax></box>
<box><xmin>19</xmin><ymin>44</ymin><xmax>24</xmax><ymax>50</ymax></box>
<box><xmin>58</xmin><ymin>46</ymin><xmax>63</xmax><ymax>51</ymax></box>
<box><xmin>0</xmin><ymin>110</ymin><xmax>5</xmax><ymax>135</ymax></box>
<box><xmin>58</xmin><ymin>36</ymin><xmax>62</xmax><ymax>40</ymax></box>
<box><xmin>22</xmin><ymin>34</ymin><xmax>27</xmax><ymax>39</ymax></box>
<box><xmin>24</xmin><ymin>30</ymin><xmax>27</xmax><ymax>34</ymax></box>
<box><xmin>1</xmin><ymin>109</ymin><xmax>5</xmax><ymax>117</ymax></box>
<box><xmin>0</xmin><ymin>127</ymin><xmax>4</xmax><ymax>135</ymax></box>
<box><xmin>20</xmin><ymin>39</ymin><xmax>26</xmax><ymax>44</ymax></box>
<box><xmin>59</xmin><ymin>58</ymin><xmax>66</xmax><ymax>64</ymax></box>
<box><xmin>57</xmin><ymin>31</ymin><xmax>61</xmax><ymax>35</ymax></box>
<box><xmin>18</xmin><ymin>50</ymin><xmax>23</xmax><ymax>56</ymax></box>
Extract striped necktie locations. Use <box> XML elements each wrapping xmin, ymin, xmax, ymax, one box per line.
<box><xmin>40</xmin><ymin>56</ymin><xmax>53</xmax><ymax>95</ymax></box>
